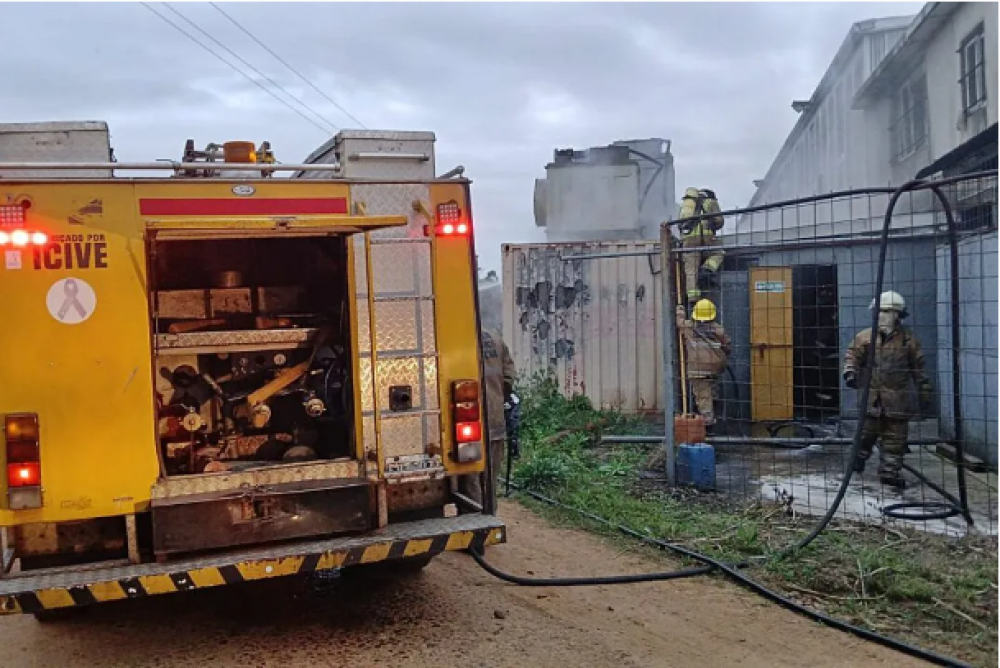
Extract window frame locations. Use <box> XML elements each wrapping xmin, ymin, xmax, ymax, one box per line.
<box><xmin>890</xmin><ymin>69</ymin><xmax>928</xmax><ymax>162</ymax></box>
<box><xmin>959</xmin><ymin>23</ymin><xmax>987</xmax><ymax>114</ymax></box>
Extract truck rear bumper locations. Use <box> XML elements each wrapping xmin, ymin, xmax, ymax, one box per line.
<box><xmin>0</xmin><ymin>513</ymin><xmax>505</xmax><ymax>616</ymax></box>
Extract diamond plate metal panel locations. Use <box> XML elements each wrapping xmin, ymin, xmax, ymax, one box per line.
<box><xmin>150</xmin><ymin>460</ymin><xmax>362</xmax><ymax>500</ymax></box>
<box><xmin>423</xmin><ymin>413</ymin><xmax>441</xmax><ymax>449</ymax></box>
<box><xmin>358</xmin><ymin>355</ymin><xmax>375</xmax><ymax>413</ymax></box>
<box><xmin>380</xmin><ymin>414</ymin><xmax>427</xmax><ymax>459</ymax></box>
<box><xmin>422</xmin><ymin>356</ymin><xmax>439</xmax><ymax>410</ymax></box>
<box><xmin>420</xmin><ymin>300</ymin><xmax>437</xmax><ymax>354</ymax></box>
<box><xmin>375</xmin><ymin>300</ymin><xmax>418</xmax><ymax>352</ymax></box>
<box><xmin>356</xmin><ymin>298</ymin><xmax>372</xmax><ymax>354</ymax></box>
<box><xmin>362</xmin><ymin>415</ymin><xmax>376</xmax><ymax>459</ymax></box>
<box><xmin>370</xmin><ymin>242</ymin><xmax>432</xmax><ymax>296</ymax></box>
<box><xmin>350</xmin><ymin>184</ymin><xmax>431</xmax><ymax>239</ymax></box>
<box><xmin>353</xmin><ymin>234</ymin><xmax>369</xmax><ymax>295</ymax></box>
<box><xmin>376</xmin><ymin>356</ymin><xmax>425</xmax><ymax>409</ymax></box>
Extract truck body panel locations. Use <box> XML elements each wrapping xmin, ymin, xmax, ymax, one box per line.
<box><xmin>0</xmin><ymin>128</ymin><xmax>502</xmax><ymax>610</ymax></box>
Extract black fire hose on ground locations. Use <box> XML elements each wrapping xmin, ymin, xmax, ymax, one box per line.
<box><xmin>468</xmin><ymin>484</ymin><xmax>971</xmax><ymax>668</ymax></box>
<box><xmin>469</xmin><ymin>175</ymin><xmax>993</xmax><ymax>668</ymax></box>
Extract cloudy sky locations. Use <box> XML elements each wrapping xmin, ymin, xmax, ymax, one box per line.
<box><xmin>3</xmin><ymin>1</ymin><xmax>921</xmax><ymax>271</ymax></box>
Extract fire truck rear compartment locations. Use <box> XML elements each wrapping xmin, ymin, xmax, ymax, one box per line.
<box><xmin>152</xmin><ymin>235</ymin><xmax>355</xmax><ymax>477</ymax></box>
<box><xmin>148</xmin><ymin>234</ymin><xmax>371</xmax><ymax>557</ymax></box>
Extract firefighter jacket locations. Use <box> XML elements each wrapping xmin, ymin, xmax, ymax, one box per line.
<box><xmin>843</xmin><ymin>327</ymin><xmax>932</xmax><ymax>419</ymax></box>
<box><xmin>677</xmin><ymin>315</ymin><xmax>731</xmax><ymax>378</ymax></box>
<box><xmin>481</xmin><ymin>327</ymin><xmax>516</xmax><ymax>442</ymax></box>
<box><xmin>678</xmin><ymin>188</ymin><xmax>724</xmax><ymax>239</ymax></box>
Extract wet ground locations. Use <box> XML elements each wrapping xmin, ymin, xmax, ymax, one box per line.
<box><xmin>715</xmin><ymin>437</ymin><xmax>997</xmax><ymax>537</ymax></box>
<box><xmin>0</xmin><ymin>503</ymin><xmax>927</xmax><ymax>668</ymax></box>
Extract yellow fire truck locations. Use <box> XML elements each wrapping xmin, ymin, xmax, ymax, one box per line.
<box><xmin>0</xmin><ymin>125</ymin><xmax>505</xmax><ymax>618</ymax></box>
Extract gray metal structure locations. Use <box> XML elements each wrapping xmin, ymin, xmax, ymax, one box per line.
<box><xmin>534</xmin><ymin>138</ymin><xmax>676</xmax><ymax>243</ymax></box>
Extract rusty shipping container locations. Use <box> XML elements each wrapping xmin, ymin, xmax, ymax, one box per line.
<box><xmin>502</xmin><ymin>241</ymin><xmax>663</xmax><ymax>414</ymax></box>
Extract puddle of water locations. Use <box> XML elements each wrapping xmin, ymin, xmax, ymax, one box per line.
<box><xmin>756</xmin><ymin>471</ymin><xmax>996</xmax><ymax>537</ymax></box>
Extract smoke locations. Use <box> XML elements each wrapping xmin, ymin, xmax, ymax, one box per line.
<box><xmin>478</xmin><ymin>281</ymin><xmax>504</xmax><ymax>332</ymax></box>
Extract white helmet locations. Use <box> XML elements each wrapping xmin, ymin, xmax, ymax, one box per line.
<box><xmin>870</xmin><ymin>290</ymin><xmax>906</xmax><ymax>313</ymax></box>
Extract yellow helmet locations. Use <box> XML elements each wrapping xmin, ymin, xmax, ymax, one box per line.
<box><xmin>692</xmin><ymin>299</ymin><xmax>717</xmax><ymax>322</ymax></box>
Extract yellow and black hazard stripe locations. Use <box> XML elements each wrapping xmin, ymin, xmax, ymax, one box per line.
<box><xmin>0</xmin><ymin>524</ymin><xmax>503</xmax><ymax>615</ymax></box>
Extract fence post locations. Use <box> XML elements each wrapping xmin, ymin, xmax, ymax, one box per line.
<box><xmin>661</xmin><ymin>225</ymin><xmax>677</xmax><ymax>487</ymax></box>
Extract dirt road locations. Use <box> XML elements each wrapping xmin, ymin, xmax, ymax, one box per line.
<box><xmin>0</xmin><ymin>502</ymin><xmax>928</xmax><ymax>667</ymax></box>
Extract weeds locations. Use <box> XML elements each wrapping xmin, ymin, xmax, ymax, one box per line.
<box><xmin>508</xmin><ymin>379</ymin><xmax>999</xmax><ymax>667</ymax></box>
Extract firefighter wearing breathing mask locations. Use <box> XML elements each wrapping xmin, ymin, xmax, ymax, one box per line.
<box><xmin>843</xmin><ymin>291</ymin><xmax>933</xmax><ymax>490</ymax></box>
<box><xmin>677</xmin><ymin>187</ymin><xmax>725</xmax><ymax>303</ymax></box>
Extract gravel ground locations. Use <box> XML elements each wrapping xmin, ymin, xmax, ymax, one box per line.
<box><xmin>0</xmin><ymin>502</ymin><xmax>930</xmax><ymax>667</ymax></box>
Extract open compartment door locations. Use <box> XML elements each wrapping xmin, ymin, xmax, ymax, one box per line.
<box><xmin>146</xmin><ymin>214</ymin><xmax>408</xmax><ymax>240</ymax></box>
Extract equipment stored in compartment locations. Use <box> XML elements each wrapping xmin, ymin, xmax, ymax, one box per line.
<box><xmin>152</xmin><ymin>236</ymin><xmax>353</xmax><ymax>476</ymax></box>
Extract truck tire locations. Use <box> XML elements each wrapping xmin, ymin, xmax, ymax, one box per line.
<box><xmin>348</xmin><ymin>554</ymin><xmax>434</xmax><ymax>580</ymax></box>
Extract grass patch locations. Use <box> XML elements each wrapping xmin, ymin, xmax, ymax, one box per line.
<box><xmin>508</xmin><ymin>379</ymin><xmax>998</xmax><ymax>667</ymax></box>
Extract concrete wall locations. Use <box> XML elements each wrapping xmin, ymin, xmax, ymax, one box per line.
<box><xmin>936</xmin><ymin>230</ymin><xmax>998</xmax><ymax>465</ymax></box>
<box><xmin>502</xmin><ymin>241</ymin><xmax>663</xmax><ymax>413</ymax></box>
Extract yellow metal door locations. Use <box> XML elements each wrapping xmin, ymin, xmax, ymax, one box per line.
<box><xmin>750</xmin><ymin>267</ymin><xmax>793</xmax><ymax>421</ymax></box>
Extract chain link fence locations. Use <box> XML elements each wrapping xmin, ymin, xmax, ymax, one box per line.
<box><xmin>664</xmin><ymin>171</ymin><xmax>997</xmax><ymax>538</ymax></box>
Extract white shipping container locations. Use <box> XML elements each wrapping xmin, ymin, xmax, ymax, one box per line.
<box><xmin>502</xmin><ymin>241</ymin><xmax>664</xmax><ymax>414</ymax></box>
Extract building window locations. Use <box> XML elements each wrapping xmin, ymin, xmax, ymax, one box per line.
<box><xmin>891</xmin><ymin>73</ymin><xmax>928</xmax><ymax>161</ymax></box>
<box><xmin>959</xmin><ymin>24</ymin><xmax>987</xmax><ymax>113</ymax></box>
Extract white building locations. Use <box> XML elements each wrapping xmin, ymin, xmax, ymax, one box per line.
<box><xmin>743</xmin><ymin>16</ymin><xmax>913</xmax><ymax>210</ymax></box>
<box><xmin>854</xmin><ymin>1</ymin><xmax>997</xmax><ymax>186</ymax></box>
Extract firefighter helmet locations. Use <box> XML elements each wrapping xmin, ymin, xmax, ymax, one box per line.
<box><xmin>692</xmin><ymin>299</ymin><xmax>717</xmax><ymax>322</ymax></box>
<box><xmin>870</xmin><ymin>291</ymin><xmax>906</xmax><ymax>313</ymax></box>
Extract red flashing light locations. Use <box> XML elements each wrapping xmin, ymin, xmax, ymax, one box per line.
<box><xmin>0</xmin><ymin>229</ymin><xmax>49</xmax><ymax>247</ymax></box>
<box><xmin>455</xmin><ymin>421</ymin><xmax>482</xmax><ymax>443</ymax></box>
<box><xmin>434</xmin><ymin>200</ymin><xmax>470</xmax><ymax>237</ymax></box>
<box><xmin>7</xmin><ymin>462</ymin><xmax>41</xmax><ymax>488</ymax></box>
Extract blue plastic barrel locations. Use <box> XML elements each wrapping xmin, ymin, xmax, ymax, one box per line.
<box><xmin>676</xmin><ymin>443</ymin><xmax>716</xmax><ymax>491</ymax></box>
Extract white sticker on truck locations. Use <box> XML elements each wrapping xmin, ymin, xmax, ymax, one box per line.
<box><xmin>46</xmin><ymin>277</ymin><xmax>97</xmax><ymax>324</ymax></box>
<box><xmin>5</xmin><ymin>250</ymin><xmax>21</xmax><ymax>270</ymax></box>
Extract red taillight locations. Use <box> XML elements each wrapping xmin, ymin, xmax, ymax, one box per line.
<box><xmin>451</xmin><ymin>381</ymin><xmax>483</xmax><ymax>462</ymax></box>
<box><xmin>456</xmin><ymin>421</ymin><xmax>482</xmax><ymax>443</ymax></box>
<box><xmin>30</xmin><ymin>231</ymin><xmax>48</xmax><ymax>245</ymax></box>
<box><xmin>453</xmin><ymin>402</ymin><xmax>479</xmax><ymax>422</ymax></box>
<box><xmin>427</xmin><ymin>200</ymin><xmax>470</xmax><ymax>237</ymax></box>
<box><xmin>5</xmin><ymin>413</ymin><xmax>42</xmax><ymax>508</ymax></box>
<box><xmin>7</xmin><ymin>463</ymin><xmax>40</xmax><ymax>488</ymax></box>
<box><xmin>11</xmin><ymin>229</ymin><xmax>29</xmax><ymax>247</ymax></box>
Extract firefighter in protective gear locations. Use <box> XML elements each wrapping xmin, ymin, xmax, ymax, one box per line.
<box><xmin>460</xmin><ymin>326</ymin><xmax>516</xmax><ymax>508</ymax></box>
<box><xmin>677</xmin><ymin>300</ymin><xmax>731</xmax><ymax>425</ymax></box>
<box><xmin>678</xmin><ymin>188</ymin><xmax>725</xmax><ymax>303</ymax></box>
<box><xmin>843</xmin><ymin>291</ymin><xmax>933</xmax><ymax>490</ymax></box>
